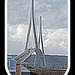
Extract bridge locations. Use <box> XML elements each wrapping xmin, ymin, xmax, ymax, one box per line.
<box><xmin>13</xmin><ymin>0</ymin><xmax>46</xmax><ymax>68</ymax></box>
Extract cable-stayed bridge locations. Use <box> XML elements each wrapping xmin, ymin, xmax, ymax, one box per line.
<box><xmin>13</xmin><ymin>0</ymin><xmax>46</xmax><ymax>68</ymax></box>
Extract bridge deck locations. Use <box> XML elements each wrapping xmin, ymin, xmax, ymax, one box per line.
<box><xmin>13</xmin><ymin>48</ymin><xmax>35</xmax><ymax>62</ymax></box>
<box><xmin>29</xmin><ymin>68</ymin><xmax>66</xmax><ymax>75</ymax></box>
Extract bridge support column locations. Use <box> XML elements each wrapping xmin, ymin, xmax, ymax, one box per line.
<box><xmin>16</xmin><ymin>62</ymin><xmax>21</xmax><ymax>75</ymax></box>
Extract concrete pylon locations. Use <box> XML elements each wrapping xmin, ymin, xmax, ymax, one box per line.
<box><xmin>38</xmin><ymin>16</ymin><xmax>46</xmax><ymax>67</ymax></box>
<box><xmin>25</xmin><ymin>0</ymin><xmax>38</xmax><ymax>50</ymax></box>
<box><xmin>24</xmin><ymin>0</ymin><xmax>46</xmax><ymax>68</ymax></box>
<box><xmin>25</xmin><ymin>0</ymin><xmax>39</xmax><ymax>67</ymax></box>
<box><xmin>16</xmin><ymin>62</ymin><xmax>21</xmax><ymax>75</ymax></box>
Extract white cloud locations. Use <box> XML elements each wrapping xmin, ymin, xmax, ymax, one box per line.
<box><xmin>7</xmin><ymin>24</ymin><xmax>68</xmax><ymax>55</ymax></box>
<box><xmin>8</xmin><ymin>26</ymin><xmax>68</xmax><ymax>50</ymax></box>
<box><xmin>8</xmin><ymin>24</ymin><xmax>28</xmax><ymax>41</ymax></box>
<box><xmin>43</xmin><ymin>29</ymin><xmax>68</xmax><ymax>50</ymax></box>
<box><xmin>59</xmin><ymin>41</ymin><xmax>67</xmax><ymax>49</ymax></box>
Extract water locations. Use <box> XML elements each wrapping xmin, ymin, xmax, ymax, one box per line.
<box><xmin>30</xmin><ymin>55</ymin><xmax>68</xmax><ymax>68</ymax></box>
<box><xmin>7</xmin><ymin>55</ymin><xmax>68</xmax><ymax>69</ymax></box>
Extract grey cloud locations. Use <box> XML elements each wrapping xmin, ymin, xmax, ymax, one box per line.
<box><xmin>44</xmin><ymin>47</ymin><xmax>68</xmax><ymax>55</ymax></box>
<box><xmin>7</xmin><ymin>0</ymin><xmax>68</xmax><ymax>29</ymax></box>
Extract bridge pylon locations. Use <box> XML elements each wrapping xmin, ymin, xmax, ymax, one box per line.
<box><xmin>14</xmin><ymin>0</ymin><xmax>46</xmax><ymax>68</ymax></box>
<box><xmin>25</xmin><ymin>0</ymin><xmax>46</xmax><ymax>68</ymax></box>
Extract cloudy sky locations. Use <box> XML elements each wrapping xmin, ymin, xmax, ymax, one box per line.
<box><xmin>7</xmin><ymin>0</ymin><xmax>68</xmax><ymax>55</ymax></box>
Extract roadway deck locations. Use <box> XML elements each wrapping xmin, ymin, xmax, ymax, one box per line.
<box><xmin>29</xmin><ymin>68</ymin><xmax>66</xmax><ymax>75</ymax></box>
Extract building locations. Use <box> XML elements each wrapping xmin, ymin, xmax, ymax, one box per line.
<box><xmin>7</xmin><ymin>55</ymin><xmax>30</xmax><ymax>75</ymax></box>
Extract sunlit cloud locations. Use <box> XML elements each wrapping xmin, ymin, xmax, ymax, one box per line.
<box><xmin>43</xmin><ymin>29</ymin><xmax>68</xmax><ymax>50</ymax></box>
<box><xmin>8</xmin><ymin>24</ymin><xmax>28</xmax><ymax>41</ymax></box>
